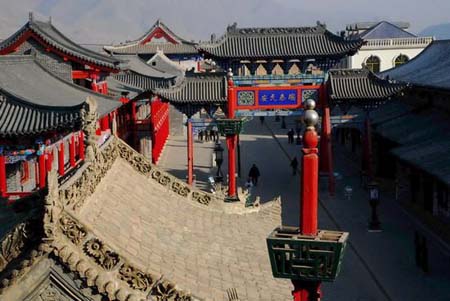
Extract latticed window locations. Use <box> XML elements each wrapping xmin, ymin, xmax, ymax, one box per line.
<box><xmin>394</xmin><ymin>54</ymin><xmax>409</xmax><ymax>67</ymax></box>
<box><xmin>366</xmin><ymin>56</ymin><xmax>380</xmax><ymax>73</ymax></box>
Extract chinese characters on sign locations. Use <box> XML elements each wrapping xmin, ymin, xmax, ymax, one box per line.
<box><xmin>258</xmin><ymin>89</ymin><xmax>298</xmax><ymax>106</ymax></box>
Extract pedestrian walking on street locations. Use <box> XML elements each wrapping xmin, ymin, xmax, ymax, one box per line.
<box><xmin>290</xmin><ymin>157</ymin><xmax>298</xmax><ymax>175</ymax></box>
<box><xmin>198</xmin><ymin>130</ymin><xmax>204</xmax><ymax>142</ymax></box>
<box><xmin>259</xmin><ymin>116</ymin><xmax>265</xmax><ymax>125</ymax></box>
<box><xmin>248</xmin><ymin>164</ymin><xmax>260</xmax><ymax>186</ymax></box>
<box><xmin>287</xmin><ymin>128</ymin><xmax>295</xmax><ymax>144</ymax></box>
<box><xmin>205</xmin><ymin>129</ymin><xmax>210</xmax><ymax>142</ymax></box>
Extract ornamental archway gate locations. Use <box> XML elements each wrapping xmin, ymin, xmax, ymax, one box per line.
<box><xmin>216</xmin><ymin>71</ymin><xmax>345</xmax><ymax>301</ymax></box>
<box><xmin>218</xmin><ymin>72</ymin><xmax>334</xmax><ymax>202</ymax></box>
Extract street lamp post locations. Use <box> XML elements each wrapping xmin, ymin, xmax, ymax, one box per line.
<box><xmin>214</xmin><ymin>142</ymin><xmax>224</xmax><ymax>182</ymax></box>
<box><xmin>368</xmin><ymin>181</ymin><xmax>381</xmax><ymax>232</ymax></box>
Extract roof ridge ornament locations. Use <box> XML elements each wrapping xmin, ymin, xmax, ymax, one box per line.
<box><xmin>29</xmin><ymin>11</ymin><xmax>34</xmax><ymax>22</ymax></box>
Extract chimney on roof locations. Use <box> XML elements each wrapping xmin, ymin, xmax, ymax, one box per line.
<box><xmin>29</xmin><ymin>12</ymin><xmax>34</xmax><ymax>22</ymax></box>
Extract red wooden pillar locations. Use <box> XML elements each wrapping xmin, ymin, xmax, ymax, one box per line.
<box><xmin>38</xmin><ymin>154</ymin><xmax>46</xmax><ymax>189</ymax></box>
<box><xmin>58</xmin><ymin>142</ymin><xmax>65</xmax><ymax>176</ymax></box>
<box><xmin>363</xmin><ymin>116</ymin><xmax>373</xmax><ymax>180</ymax></box>
<box><xmin>131</xmin><ymin>101</ymin><xmax>137</xmax><ymax>149</ymax></box>
<box><xmin>318</xmin><ymin>84</ymin><xmax>335</xmax><ymax>195</ymax></box>
<box><xmin>46</xmin><ymin>150</ymin><xmax>53</xmax><ymax>171</ymax></box>
<box><xmin>0</xmin><ymin>155</ymin><xmax>7</xmax><ymax>197</ymax></box>
<box><xmin>226</xmin><ymin>72</ymin><xmax>237</xmax><ymax>199</ymax></box>
<box><xmin>69</xmin><ymin>134</ymin><xmax>76</xmax><ymax>167</ymax></box>
<box><xmin>79</xmin><ymin>131</ymin><xmax>85</xmax><ymax>161</ymax></box>
<box><xmin>187</xmin><ymin>120</ymin><xmax>194</xmax><ymax>185</ymax></box>
<box><xmin>293</xmin><ymin>100</ymin><xmax>321</xmax><ymax>301</ymax></box>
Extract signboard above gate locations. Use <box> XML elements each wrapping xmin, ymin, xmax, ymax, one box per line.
<box><xmin>234</xmin><ymin>85</ymin><xmax>321</xmax><ymax>111</ymax></box>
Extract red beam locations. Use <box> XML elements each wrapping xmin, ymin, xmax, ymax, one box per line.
<box><xmin>71</xmin><ymin>70</ymin><xmax>101</xmax><ymax>79</ymax></box>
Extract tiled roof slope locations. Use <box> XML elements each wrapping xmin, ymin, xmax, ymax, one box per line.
<box><xmin>381</xmin><ymin>40</ymin><xmax>450</xmax><ymax>91</ymax></box>
<box><xmin>153</xmin><ymin>73</ymin><xmax>227</xmax><ymax>104</ymax></box>
<box><xmin>0</xmin><ymin>56</ymin><xmax>121</xmax><ymax>136</ymax></box>
<box><xmin>355</xmin><ymin>21</ymin><xmax>416</xmax><ymax>40</ymax></box>
<box><xmin>328</xmin><ymin>68</ymin><xmax>406</xmax><ymax>101</ymax></box>
<box><xmin>0</xmin><ymin>16</ymin><xmax>121</xmax><ymax>70</ymax></box>
<box><xmin>198</xmin><ymin>23</ymin><xmax>363</xmax><ymax>59</ymax></box>
<box><xmin>103</xmin><ymin>20</ymin><xmax>198</xmax><ymax>55</ymax></box>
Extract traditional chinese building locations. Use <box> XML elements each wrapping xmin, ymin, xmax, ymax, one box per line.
<box><xmin>0</xmin><ymin>13</ymin><xmax>122</xmax><ymax>92</ymax></box>
<box><xmin>104</xmin><ymin>19</ymin><xmax>201</xmax><ymax>71</ymax></box>
<box><xmin>0</xmin><ymin>55</ymin><xmax>121</xmax><ymax>202</ymax></box>
<box><xmin>198</xmin><ymin>22</ymin><xmax>364</xmax><ymax>75</ymax></box>
<box><xmin>330</xmin><ymin>39</ymin><xmax>450</xmax><ymax>241</ymax></box>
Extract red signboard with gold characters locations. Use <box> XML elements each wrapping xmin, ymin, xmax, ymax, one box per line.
<box><xmin>234</xmin><ymin>85</ymin><xmax>321</xmax><ymax>111</ymax></box>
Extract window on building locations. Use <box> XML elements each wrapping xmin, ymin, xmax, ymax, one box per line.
<box><xmin>394</xmin><ymin>54</ymin><xmax>409</xmax><ymax>67</ymax></box>
<box><xmin>365</xmin><ymin>56</ymin><xmax>381</xmax><ymax>73</ymax></box>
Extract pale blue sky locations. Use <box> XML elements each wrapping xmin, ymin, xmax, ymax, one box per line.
<box><xmin>1</xmin><ymin>0</ymin><xmax>449</xmax><ymax>43</ymax></box>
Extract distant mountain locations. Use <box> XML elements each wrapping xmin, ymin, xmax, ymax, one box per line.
<box><xmin>420</xmin><ymin>23</ymin><xmax>450</xmax><ymax>40</ymax></box>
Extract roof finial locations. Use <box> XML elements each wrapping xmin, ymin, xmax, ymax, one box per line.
<box><xmin>29</xmin><ymin>12</ymin><xmax>34</xmax><ymax>22</ymax></box>
<box><xmin>48</xmin><ymin>16</ymin><xmax>52</xmax><ymax>24</ymax></box>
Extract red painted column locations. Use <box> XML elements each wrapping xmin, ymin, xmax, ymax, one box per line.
<box><xmin>131</xmin><ymin>101</ymin><xmax>137</xmax><ymax>149</ymax></box>
<box><xmin>58</xmin><ymin>142</ymin><xmax>65</xmax><ymax>176</ymax></box>
<box><xmin>292</xmin><ymin>99</ymin><xmax>321</xmax><ymax>301</ymax></box>
<box><xmin>69</xmin><ymin>134</ymin><xmax>76</xmax><ymax>167</ymax></box>
<box><xmin>226</xmin><ymin>72</ymin><xmax>237</xmax><ymax>199</ymax></box>
<box><xmin>46</xmin><ymin>150</ymin><xmax>53</xmax><ymax>171</ymax></box>
<box><xmin>319</xmin><ymin>84</ymin><xmax>335</xmax><ymax>195</ymax></box>
<box><xmin>187</xmin><ymin>120</ymin><xmax>194</xmax><ymax>185</ymax></box>
<box><xmin>363</xmin><ymin>116</ymin><xmax>374</xmax><ymax>180</ymax></box>
<box><xmin>79</xmin><ymin>131</ymin><xmax>85</xmax><ymax>161</ymax></box>
<box><xmin>0</xmin><ymin>155</ymin><xmax>7</xmax><ymax>197</ymax></box>
<box><xmin>38</xmin><ymin>154</ymin><xmax>46</xmax><ymax>189</ymax></box>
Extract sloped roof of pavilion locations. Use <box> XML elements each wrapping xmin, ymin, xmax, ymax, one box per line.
<box><xmin>347</xmin><ymin>21</ymin><xmax>416</xmax><ymax>40</ymax></box>
<box><xmin>197</xmin><ymin>23</ymin><xmax>364</xmax><ymax>60</ymax></box>
<box><xmin>0</xmin><ymin>56</ymin><xmax>121</xmax><ymax>137</ymax></box>
<box><xmin>103</xmin><ymin>19</ymin><xmax>198</xmax><ymax>56</ymax></box>
<box><xmin>328</xmin><ymin>68</ymin><xmax>407</xmax><ymax>103</ymax></box>
<box><xmin>152</xmin><ymin>72</ymin><xmax>227</xmax><ymax>104</ymax></box>
<box><xmin>0</xmin><ymin>137</ymin><xmax>290</xmax><ymax>301</ymax></box>
<box><xmin>0</xmin><ymin>14</ymin><xmax>122</xmax><ymax>71</ymax></box>
<box><xmin>380</xmin><ymin>40</ymin><xmax>450</xmax><ymax>92</ymax></box>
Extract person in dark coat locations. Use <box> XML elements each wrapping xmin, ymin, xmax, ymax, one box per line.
<box><xmin>290</xmin><ymin>157</ymin><xmax>298</xmax><ymax>175</ymax></box>
<box><xmin>287</xmin><ymin>128</ymin><xmax>295</xmax><ymax>144</ymax></box>
<box><xmin>248</xmin><ymin>164</ymin><xmax>260</xmax><ymax>186</ymax></box>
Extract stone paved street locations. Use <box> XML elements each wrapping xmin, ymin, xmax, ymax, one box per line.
<box><xmin>158</xmin><ymin>116</ymin><xmax>450</xmax><ymax>300</ymax></box>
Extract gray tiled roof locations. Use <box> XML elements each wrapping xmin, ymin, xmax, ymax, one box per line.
<box><xmin>381</xmin><ymin>40</ymin><xmax>450</xmax><ymax>91</ymax></box>
<box><xmin>328</xmin><ymin>68</ymin><xmax>406</xmax><ymax>101</ymax></box>
<box><xmin>369</xmin><ymin>100</ymin><xmax>412</xmax><ymax>125</ymax></box>
<box><xmin>0</xmin><ymin>92</ymin><xmax>80</xmax><ymax>137</ymax></box>
<box><xmin>0</xmin><ymin>18</ymin><xmax>121</xmax><ymax>69</ymax></box>
<box><xmin>104</xmin><ymin>43</ymin><xmax>198</xmax><ymax>55</ymax></box>
<box><xmin>112</xmin><ymin>72</ymin><xmax>175</xmax><ymax>91</ymax></box>
<box><xmin>152</xmin><ymin>73</ymin><xmax>227</xmax><ymax>104</ymax></box>
<box><xmin>103</xmin><ymin>19</ymin><xmax>198</xmax><ymax>55</ymax></box>
<box><xmin>0</xmin><ymin>56</ymin><xmax>121</xmax><ymax>136</ymax></box>
<box><xmin>198</xmin><ymin>24</ymin><xmax>363</xmax><ymax>59</ymax></box>
<box><xmin>374</xmin><ymin>109</ymin><xmax>450</xmax><ymax>145</ymax></box>
<box><xmin>118</xmin><ymin>55</ymin><xmax>178</xmax><ymax>79</ymax></box>
<box><xmin>391</xmin><ymin>137</ymin><xmax>450</xmax><ymax>185</ymax></box>
<box><xmin>349</xmin><ymin>21</ymin><xmax>416</xmax><ymax>40</ymax></box>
